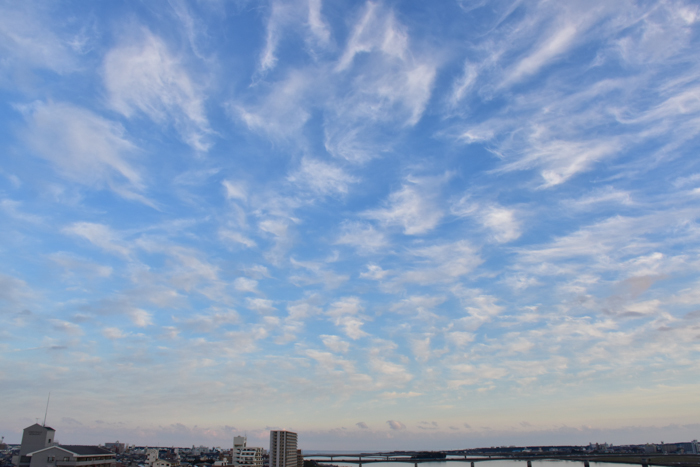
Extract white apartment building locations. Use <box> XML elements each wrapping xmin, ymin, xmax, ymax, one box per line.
<box><xmin>232</xmin><ymin>437</ymin><xmax>263</xmax><ymax>467</ymax></box>
<box><xmin>269</xmin><ymin>431</ymin><xmax>297</xmax><ymax>467</ymax></box>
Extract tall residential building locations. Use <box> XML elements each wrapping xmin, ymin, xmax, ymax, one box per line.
<box><xmin>269</xmin><ymin>431</ymin><xmax>297</xmax><ymax>467</ymax></box>
<box><xmin>233</xmin><ymin>436</ymin><xmax>263</xmax><ymax>467</ymax></box>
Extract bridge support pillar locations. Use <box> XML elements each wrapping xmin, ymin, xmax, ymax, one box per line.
<box><xmin>471</xmin><ymin>462</ymin><xmax>474</xmax><ymax>467</ymax></box>
<box><xmin>583</xmin><ymin>461</ymin><xmax>589</xmax><ymax>467</ymax></box>
<box><xmin>527</xmin><ymin>461</ymin><xmax>532</xmax><ymax>467</ymax></box>
<box><xmin>641</xmin><ymin>459</ymin><xmax>649</xmax><ymax>467</ymax></box>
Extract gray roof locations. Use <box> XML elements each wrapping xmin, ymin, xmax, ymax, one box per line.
<box><xmin>24</xmin><ymin>423</ymin><xmax>55</xmax><ymax>431</ymax></box>
<box><xmin>61</xmin><ymin>446</ymin><xmax>113</xmax><ymax>456</ymax></box>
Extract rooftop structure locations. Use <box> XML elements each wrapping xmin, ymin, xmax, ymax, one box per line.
<box><xmin>19</xmin><ymin>424</ymin><xmax>55</xmax><ymax>456</ymax></box>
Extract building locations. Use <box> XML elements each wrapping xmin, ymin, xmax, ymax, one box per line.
<box><xmin>146</xmin><ymin>448</ymin><xmax>159</xmax><ymax>467</ymax></box>
<box><xmin>104</xmin><ymin>443</ymin><xmax>125</xmax><ymax>455</ymax></box>
<box><xmin>268</xmin><ymin>432</ymin><xmax>296</xmax><ymax>467</ymax></box>
<box><xmin>24</xmin><ymin>445</ymin><xmax>115</xmax><ymax>467</ymax></box>
<box><xmin>153</xmin><ymin>459</ymin><xmax>178</xmax><ymax>467</ymax></box>
<box><xmin>13</xmin><ymin>424</ymin><xmax>115</xmax><ymax>467</ymax></box>
<box><xmin>13</xmin><ymin>424</ymin><xmax>57</xmax><ymax>467</ymax></box>
<box><xmin>19</xmin><ymin>425</ymin><xmax>56</xmax><ymax>456</ymax></box>
<box><xmin>232</xmin><ymin>437</ymin><xmax>263</xmax><ymax>467</ymax></box>
<box><xmin>665</xmin><ymin>441</ymin><xmax>698</xmax><ymax>454</ymax></box>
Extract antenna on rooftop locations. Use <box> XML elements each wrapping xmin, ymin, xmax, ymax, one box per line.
<box><xmin>43</xmin><ymin>392</ymin><xmax>51</xmax><ymax>427</ymax></box>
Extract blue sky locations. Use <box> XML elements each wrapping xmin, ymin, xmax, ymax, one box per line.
<box><xmin>1</xmin><ymin>0</ymin><xmax>700</xmax><ymax>450</ymax></box>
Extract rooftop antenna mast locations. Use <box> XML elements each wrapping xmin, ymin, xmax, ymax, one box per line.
<box><xmin>43</xmin><ymin>392</ymin><xmax>51</xmax><ymax>427</ymax></box>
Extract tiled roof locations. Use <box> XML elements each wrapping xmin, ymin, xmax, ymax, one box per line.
<box><xmin>61</xmin><ymin>446</ymin><xmax>114</xmax><ymax>456</ymax></box>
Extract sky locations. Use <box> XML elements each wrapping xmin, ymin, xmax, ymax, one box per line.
<box><xmin>1</xmin><ymin>0</ymin><xmax>700</xmax><ymax>451</ymax></box>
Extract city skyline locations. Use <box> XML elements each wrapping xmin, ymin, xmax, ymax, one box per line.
<box><xmin>1</xmin><ymin>0</ymin><xmax>700</xmax><ymax>450</ymax></box>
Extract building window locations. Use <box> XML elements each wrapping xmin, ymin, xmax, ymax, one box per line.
<box><xmin>48</xmin><ymin>457</ymin><xmax>55</xmax><ymax>462</ymax></box>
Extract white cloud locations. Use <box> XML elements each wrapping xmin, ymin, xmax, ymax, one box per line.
<box><xmin>21</xmin><ymin>101</ymin><xmax>145</xmax><ymax>201</ymax></box>
<box><xmin>502</xmin><ymin>23</ymin><xmax>578</xmax><ymax>87</ymax></box>
<box><xmin>391</xmin><ymin>295</ymin><xmax>446</xmax><ymax>321</ymax></box>
<box><xmin>287</xmin><ymin>157</ymin><xmax>357</xmax><ymax>196</ymax></box>
<box><xmin>180</xmin><ymin>308</ymin><xmax>240</xmax><ymax>333</ymax></box>
<box><xmin>103</xmin><ymin>327</ymin><xmax>126</xmax><ymax>339</ymax></box>
<box><xmin>0</xmin><ymin>198</ymin><xmax>43</xmax><ymax>224</ymax></box>
<box><xmin>562</xmin><ymin>186</ymin><xmax>633</xmax><ymax>210</ymax></box>
<box><xmin>323</xmin><ymin>2</ymin><xmax>437</xmax><ymax>161</ymax></box>
<box><xmin>235</xmin><ymin>69</ymin><xmax>312</xmax><ymax>139</ymax></box>
<box><xmin>0</xmin><ymin>3</ymin><xmax>77</xmax><ymax>76</ymax></box>
<box><xmin>129</xmin><ymin>308</ymin><xmax>153</xmax><ymax>327</ymax></box>
<box><xmin>360</xmin><ymin>263</ymin><xmax>389</xmax><ymax>280</ymax></box>
<box><xmin>50</xmin><ymin>319</ymin><xmax>83</xmax><ymax>335</ymax></box>
<box><xmin>336</xmin><ymin>222</ymin><xmax>388</xmax><ymax>253</ymax></box>
<box><xmin>219</xmin><ymin>229</ymin><xmax>257</xmax><ymax>249</ymax></box>
<box><xmin>447</xmin><ymin>331</ymin><xmax>475</xmax><ymax>347</ymax></box>
<box><xmin>307</xmin><ymin>0</ymin><xmax>331</xmax><ymax>46</ymax></box>
<box><xmin>63</xmin><ymin>222</ymin><xmax>131</xmax><ymax>258</ymax></box>
<box><xmin>222</xmin><ymin>180</ymin><xmax>247</xmax><ymax>202</ymax></box>
<box><xmin>336</xmin><ymin>2</ymin><xmax>406</xmax><ymax>71</ymax></box>
<box><xmin>234</xmin><ymin>277</ymin><xmax>258</xmax><ymax>293</ymax></box>
<box><xmin>455</xmin><ymin>290</ymin><xmax>505</xmax><ymax>332</ymax></box>
<box><xmin>104</xmin><ymin>30</ymin><xmax>211</xmax><ymax>152</ymax></box>
<box><xmin>480</xmin><ymin>205</ymin><xmax>521</xmax><ymax>243</ymax></box>
<box><xmin>327</xmin><ymin>297</ymin><xmax>368</xmax><ymax>340</ymax></box>
<box><xmin>321</xmin><ymin>335</ymin><xmax>350</xmax><ymax>353</ymax></box>
<box><xmin>247</xmin><ymin>298</ymin><xmax>277</xmax><ymax>314</ymax></box>
<box><xmin>290</xmin><ymin>257</ymin><xmax>349</xmax><ymax>289</ymax></box>
<box><xmin>389</xmin><ymin>240</ymin><xmax>482</xmax><ymax>286</ymax></box>
<box><xmin>449</xmin><ymin>61</ymin><xmax>478</xmax><ymax>108</ymax></box>
<box><xmin>386</xmin><ymin>420</ymin><xmax>406</xmax><ymax>430</ymax></box>
<box><xmin>258</xmin><ymin>0</ymin><xmax>332</xmax><ymax>74</ymax></box>
<box><xmin>371</xmin><ymin>356</ymin><xmax>413</xmax><ymax>385</ymax></box>
<box><xmin>364</xmin><ymin>176</ymin><xmax>444</xmax><ymax>235</ymax></box>
<box><xmin>50</xmin><ymin>252</ymin><xmax>113</xmax><ymax>279</ymax></box>
<box><xmin>451</xmin><ymin>199</ymin><xmax>522</xmax><ymax>243</ymax></box>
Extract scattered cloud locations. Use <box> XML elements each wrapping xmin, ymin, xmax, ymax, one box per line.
<box><xmin>386</xmin><ymin>420</ymin><xmax>406</xmax><ymax>430</ymax></box>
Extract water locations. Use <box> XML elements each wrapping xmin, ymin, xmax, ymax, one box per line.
<box><xmin>328</xmin><ymin>460</ymin><xmax>628</xmax><ymax>467</ymax></box>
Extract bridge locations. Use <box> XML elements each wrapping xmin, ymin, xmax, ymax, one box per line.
<box><xmin>303</xmin><ymin>453</ymin><xmax>688</xmax><ymax>467</ymax></box>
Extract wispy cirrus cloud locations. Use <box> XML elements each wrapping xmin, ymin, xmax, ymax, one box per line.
<box><xmin>0</xmin><ymin>2</ymin><xmax>78</xmax><ymax>78</ymax></box>
<box><xmin>20</xmin><ymin>101</ymin><xmax>148</xmax><ymax>203</ymax></box>
<box><xmin>287</xmin><ymin>157</ymin><xmax>357</xmax><ymax>196</ymax></box>
<box><xmin>104</xmin><ymin>29</ymin><xmax>211</xmax><ymax>152</ymax></box>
